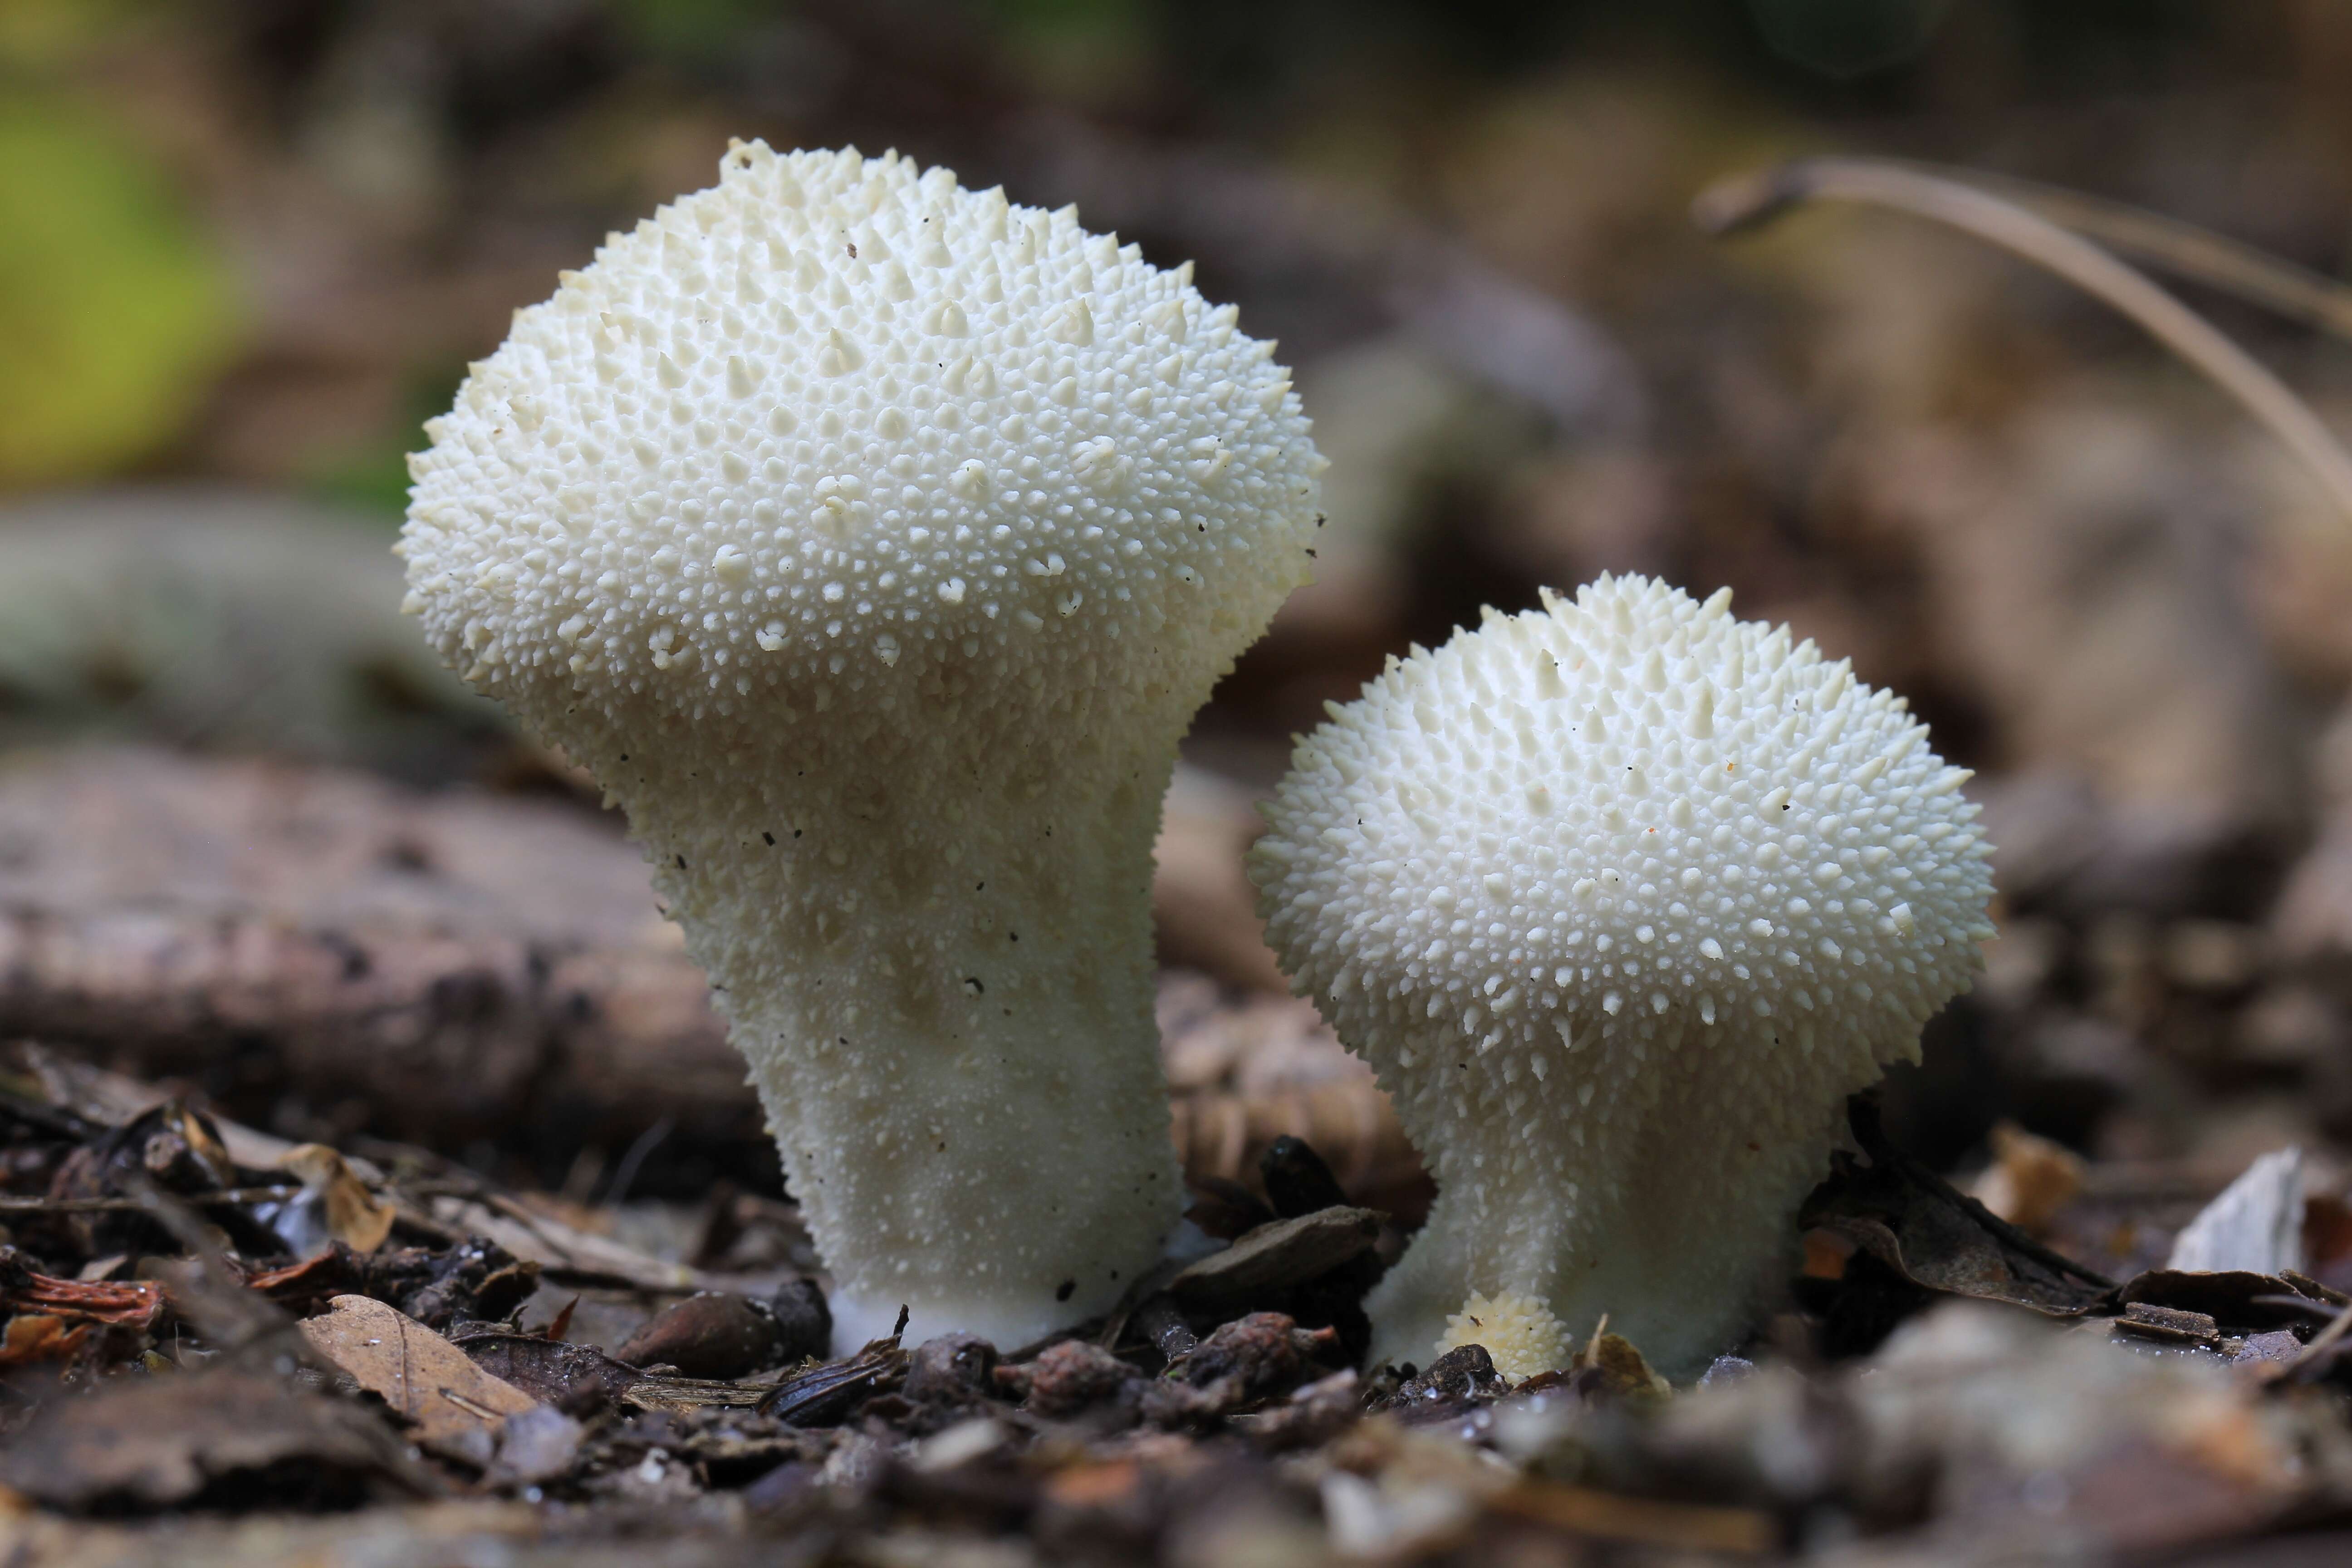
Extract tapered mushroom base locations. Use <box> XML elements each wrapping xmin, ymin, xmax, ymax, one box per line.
<box><xmin>1362</xmin><ymin>1102</ymin><xmax>1846</xmax><ymax>1382</ymax></box>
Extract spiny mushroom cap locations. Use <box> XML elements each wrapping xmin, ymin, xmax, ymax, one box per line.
<box><xmin>1436</xmin><ymin>1291</ymin><xmax>1571</xmax><ymax>1382</ymax></box>
<box><xmin>1251</xmin><ymin>573</ymin><xmax>1994</xmax><ymax>1372</ymax></box>
<box><xmin>399</xmin><ymin>140</ymin><xmax>1320</xmax><ymax>743</ymax></box>
<box><xmin>1256</xmin><ymin>573</ymin><xmax>1993</xmax><ymax>1062</ymax></box>
<box><xmin>397</xmin><ymin>142</ymin><xmax>1322</xmax><ymax>1352</ymax></box>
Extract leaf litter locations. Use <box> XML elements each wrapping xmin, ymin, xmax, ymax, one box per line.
<box><xmin>0</xmin><ymin>1040</ymin><xmax>2344</xmax><ymax>1565</ymax></box>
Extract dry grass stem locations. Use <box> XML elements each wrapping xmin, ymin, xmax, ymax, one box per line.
<box><xmin>1695</xmin><ymin>155</ymin><xmax>2352</xmax><ymax>527</ymax></box>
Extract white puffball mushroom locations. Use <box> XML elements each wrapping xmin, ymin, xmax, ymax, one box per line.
<box><xmin>1436</xmin><ymin>1290</ymin><xmax>1571</xmax><ymax>1382</ymax></box>
<box><xmin>400</xmin><ymin>142</ymin><xmax>1323</xmax><ymax>1352</ymax></box>
<box><xmin>1250</xmin><ymin>574</ymin><xmax>1994</xmax><ymax>1377</ymax></box>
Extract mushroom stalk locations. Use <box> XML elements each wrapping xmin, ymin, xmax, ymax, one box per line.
<box><xmin>618</xmin><ymin>695</ymin><xmax>1188</xmax><ymax>1349</ymax></box>
<box><xmin>1251</xmin><ymin>575</ymin><xmax>1993</xmax><ymax>1376</ymax></box>
<box><xmin>400</xmin><ymin>143</ymin><xmax>1322</xmax><ymax>1351</ymax></box>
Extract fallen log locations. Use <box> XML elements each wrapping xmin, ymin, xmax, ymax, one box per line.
<box><xmin>0</xmin><ymin>748</ymin><xmax>1422</xmax><ymax>1206</ymax></box>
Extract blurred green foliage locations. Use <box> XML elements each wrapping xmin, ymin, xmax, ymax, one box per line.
<box><xmin>302</xmin><ymin>362</ymin><xmax>474</xmax><ymax>522</ymax></box>
<box><xmin>0</xmin><ymin>91</ymin><xmax>240</xmax><ymax>485</ymax></box>
<box><xmin>611</xmin><ymin>0</ymin><xmax>774</xmax><ymax>60</ymax></box>
<box><xmin>0</xmin><ymin>0</ymin><xmax>143</xmax><ymax>70</ymax></box>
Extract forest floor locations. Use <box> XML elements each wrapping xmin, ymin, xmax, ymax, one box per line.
<box><xmin>0</xmin><ymin>747</ymin><xmax>2350</xmax><ymax>1566</ymax></box>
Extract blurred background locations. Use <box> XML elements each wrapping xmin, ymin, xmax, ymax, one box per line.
<box><xmin>9</xmin><ymin>0</ymin><xmax>2352</xmax><ymax>1279</ymax></box>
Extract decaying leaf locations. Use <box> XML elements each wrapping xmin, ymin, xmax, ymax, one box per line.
<box><xmin>1167</xmin><ymin>1207</ymin><xmax>1383</xmax><ymax>1314</ymax></box>
<box><xmin>1803</xmin><ymin>1099</ymin><xmax>2114</xmax><ymax>1319</ymax></box>
<box><xmin>0</xmin><ymin>1368</ymin><xmax>430</xmax><ymax>1513</ymax></box>
<box><xmin>1967</xmin><ymin>1120</ymin><xmax>2086</xmax><ymax>1234</ymax></box>
<box><xmin>297</xmin><ymin>1294</ymin><xmax>536</xmax><ymax>1447</ymax></box>
<box><xmin>241</xmin><ymin>1245</ymin><xmax>367</xmax><ymax>1316</ymax></box>
<box><xmin>2112</xmin><ymin>1269</ymin><xmax>2338</xmax><ymax>1334</ymax></box>
<box><xmin>0</xmin><ymin>1313</ymin><xmax>92</xmax><ymax>1367</ymax></box>
<box><xmin>756</xmin><ymin>1334</ymin><xmax>910</xmax><ymax>1426</ymax></box>
<box><xmin>450</xmin><ymin>1329</ymin><xmax>647</xmax><ymax>1409</ymax></box>
<box><xmin>1573</xmin><ymin>1331</ymin><xmax>1671</xmax><ymax>1405</ymax></box>
<box><xmin>265</xmin><ymin>1144</ymin><xmax>396</xmax><ymax>1256</ymax></box>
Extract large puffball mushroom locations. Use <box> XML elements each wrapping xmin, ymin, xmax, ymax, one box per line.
<box><xmin>1250</xmin><ymin>574</ymin><xmax>1994</xmax><ymax>1376</ymax></box>
<box><xmin>400</xmin><ymin>143</ymin><xmax>1322</xmax><ymax>1351</ymax></box>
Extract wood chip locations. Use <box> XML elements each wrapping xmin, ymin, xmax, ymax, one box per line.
<box><xmin>2117</xmin><ymin>1302</ymin><xmax>2222</xmax><ymax>1348</ymax></box>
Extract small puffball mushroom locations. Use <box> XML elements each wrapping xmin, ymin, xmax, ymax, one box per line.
<box><xmin>400</xmin><ymin>142</ymin><xmax>1322</xmax><ymax>1351</ymax></box>
<box><xmin>1436</xmin><ymin>1291</ymin><xmax>1571</xmax><ymax>1382</ymax></box>
<box><xmin>1250</xmin><ymin>574</ymin><xmax>1994</xmax><ymax>1376</ymax></box>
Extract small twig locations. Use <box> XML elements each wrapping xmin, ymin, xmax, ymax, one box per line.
<box><xmin>1695</xmin><ymin>155</ymin><xmax>2352</xmax><ymax>527</ymax></box>
<box><xmin>365</xmin><ymin>1145</ymin><xmax>592</xmax><ymax>1268</ymax></box>
<box><xmin>0</xmin><ymin>1185</ymin><xmax>301</xmax><ymax>1215</ymax></box>
<box><xmin>478</xmin><ymin>1191</ymin><xmax>590</xmax><ymax>1267</ymax></box>
<box><xmin>437</xmin><ymin>1387</ymin><xmax>507</xmax><ymax>1423</ymax></box>
<box><xmin>1582</xmin><ymin>1312</ymin><xmax>1612</xmax><ymax>1367</ymax></box>
<box><xmin>2283</xmin><ymin>1269</ymin><xmax>2352</xmax><ymax>1308</ymax></box>
<box><xmin>397</xmin><ymin>1187</ymin><xmax>586</xmax><ymax>1269</ymax></box>
<box><xmin>537</xmin><ymin>1265</ymin><xmax>684</xmax><ymax>1294</ymax></box>
<box><xmin>601</xmin><ymin>1115</ymin><xmax>674</xmax><ymax>1208</ymax></box>
<box><xmin>1941</xmin><ymin>163</ymin><xmax>2352</xmax><ymax>342</ymax></box>
<box><xmin>2281</xmin><ymin>1296</ymin><xmax>2352</xmax><ymax>1381</ymax></box>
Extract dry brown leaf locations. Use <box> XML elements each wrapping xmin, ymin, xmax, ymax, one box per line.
<box><xmin>0</xmin><ymin>1317</ymin><xmax>92</xmax><ymax>1368</ymax></box>
<box><xmin>1969</xmin><ymin>1120</ymin><xmax>2087</xmax><ymax>1235</ymax></box>
<box><xmin>1575</xmin><ymin>1331</ymin><xmax>1672</xmax><ymax>1404</ymax></box>
<box><xmin>296</xmin><ymin>1294</ymin><xmax>535</xmax><ymax>1446</ymax></box>
<box><xmin>275</xmin><ymin>1145</ymin><xmax>396</xmax><ymax>1254</ymax></box>
<box><xmin>0</xmin><ymin>1367</ymin><xmax>433</xmax><ymax>1514</ymax></box>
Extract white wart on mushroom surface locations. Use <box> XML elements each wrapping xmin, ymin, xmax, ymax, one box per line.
<box><xmin>397</xmin><ymin>143</ymin><xmax>1323</xmax><ymax>1351</ymax></box>
<box><xmin>1251</xmin><ymin>575</ymin><xmax>1996</xmax><ymax>1377</ymax></box>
